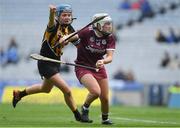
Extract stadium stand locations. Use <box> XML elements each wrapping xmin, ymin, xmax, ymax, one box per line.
<box><xmin>0</xmin><ymin>0</ymin><xmax>180</xmax><ymax>85</ymax></box>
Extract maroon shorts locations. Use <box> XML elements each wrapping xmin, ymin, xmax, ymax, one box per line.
<box><xmin>75</xmin><ymin>66</ymin><xmax>107</xmax><ymax>81</ymax></box>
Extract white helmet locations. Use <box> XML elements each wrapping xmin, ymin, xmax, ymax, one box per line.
<box><xmin>92</xmin><ymin>13</ymin><xmax>113</xmax><ymax>36</ymax></box>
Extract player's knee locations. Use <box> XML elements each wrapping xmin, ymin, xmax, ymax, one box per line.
<box><xmin>91</xmin><ymin>90</ymin><xmax>101</xmax><ymax>98</ymax></box>
<box><xmin>41</xmin><ymin>87</ymin><xmax>52</xmax><ymax>93</ymax></box>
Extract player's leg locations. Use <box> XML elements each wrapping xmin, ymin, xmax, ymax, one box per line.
<box><xmin>12</xmin><ymin>78</ymin><xmax>54</xmax><ymax>108</ymax></box>
<box><xmin>26</xmin><ymin>79</ymin><xmax>54</xmax><ymax>94</ymax></box>
<box><xmin>49</xmin><ymin>73</ymin><xmax>81</xmax><ymax>121</ymax></box>
<box><xmin>98</xmin><ymin>78</ymin><xmax>113</xmax><ymax>125</ymax></box>
<box><xmin>80</xmin><ymin>74</ymin><xmax>101</xmax><ymax>123</ymax></box>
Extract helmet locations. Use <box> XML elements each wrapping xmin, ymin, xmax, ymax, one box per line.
<box><xmin>56</xmin><ymin>4</ymin><xmax>72</xmax><ymax>17</ymax></box>
<box><xmin>92</xmin><ymin>13</ymin><xmax>113</xmax><ymax>36</ymax></box>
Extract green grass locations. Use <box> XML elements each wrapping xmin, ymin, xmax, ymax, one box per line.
<box><xmin>0</xmin><ymin>103</ymin><xmax>180</xmax><ymax>127</ymax></box>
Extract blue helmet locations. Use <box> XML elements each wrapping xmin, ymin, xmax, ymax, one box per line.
<box><xmin>56</xmin><ymin>4</ymin><xmax>72</xmax><ymax>17</ymax></box>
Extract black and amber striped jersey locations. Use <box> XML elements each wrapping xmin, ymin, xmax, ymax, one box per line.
<box><xmin>41</xmin><ymin>19</ymin><xmax>75</xmax><ymax>57</ymax></box>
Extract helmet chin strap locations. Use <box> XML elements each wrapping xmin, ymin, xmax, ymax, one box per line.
<box><xmin>101</xmin><ymin>31</ymin><xmax>111</xmax><ymax>36</ymax></box>
<box><xmin>94</xmin><ymin>28</ymin><xmax>103</xmax><ymax>37</ymax></box>
<box><xmin>94</xmin><ymin>27</ymin><xmax>110</xmax><ymax>37</ymax></box>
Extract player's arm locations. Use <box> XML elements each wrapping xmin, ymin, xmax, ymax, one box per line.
<box><xmin>96</xmin><ymin>50</ymin><xmax>114</xmax><ymax>68</ymax></box>
<box><xmin>59</xmin><ymin>32</ymin><xmax>79</xmax><ymax>45</ymax></box>
<box><xmin>67</xmin><ymin>32</ymin><xmax>79</xmax><ymax>42</ymax></box>
<box><xmin>48</xmin><ymin>4</ymin><xmax>56</xmax><ymax>29</ymax></box>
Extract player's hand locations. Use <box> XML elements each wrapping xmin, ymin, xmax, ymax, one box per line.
<box><xmin>96</xmin><ymin>60</ymin><xmax>104</xmax><ymax>68</ymax></box>
<box><xmin>49</xmin><ymin>4</ymin><xmax>56</xmax><ymax>13</ymax></box>
<box><xmin>59</xmin><ymin>36</ymin><xmax>69</xmax><ymax>46</ymax></box>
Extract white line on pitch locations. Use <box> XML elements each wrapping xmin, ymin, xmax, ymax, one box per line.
<box><xmin>112</xmin><ymin>117</ymin><xmax>180</xmax><ymax>125</ymax></box>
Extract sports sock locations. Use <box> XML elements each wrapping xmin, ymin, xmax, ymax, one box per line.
<box><xmin>73</xmin><ymin>109</ymin><xmax>80</xmax><ymax>114</ymax></box>
<box><xmin>102</xmin><ymin>113</ymin><xmax>108</xmax><ymax>120</ymax></box>
<box><xmin>83</xmin><ymin>103</ymin><xmax>90</xmax><ymax>110</ymax></box>
<box><xmin>73</xmin><ymin>109</ymin><xmax>81</xmax><ymax>121</ymax></box>
<box><xmin>19</xmin><ymin>89</ymin><xmax>27</xmax><ymax>98</ymax></box>
<box><xmin>73</xmin><ymin>109</ymin><xmax>81</xmax><ymax>118</ymax></box>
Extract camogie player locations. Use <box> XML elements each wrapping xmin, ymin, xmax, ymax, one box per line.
<box><xmin>12</xmin><ymin>4</ymin><xmax>81</xmax><ymax>122</ymax></box>
<box><xmin>65</xmin><ymin>13</ymin><xmax>115</xmax><ymax>125</ymax></box>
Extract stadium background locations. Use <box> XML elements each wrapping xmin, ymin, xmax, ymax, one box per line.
<box><xmin>1</xmin><ymin>0</ymin><xmax>180</xmax><ymax>108</ymax></box>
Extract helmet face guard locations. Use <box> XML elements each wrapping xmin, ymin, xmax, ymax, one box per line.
<box><xmin>56</xmin><ymin>4</ymin><xmax>73</xmax><ymax>25</ymax></box>
<box><xmin>92</xmin><ymin>13</ymin><xmax>113</xmax><ymax>36</ymax></box>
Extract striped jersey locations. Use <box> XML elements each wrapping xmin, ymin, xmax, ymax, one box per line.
<box><xmin>42</xmin><ymin>20</ymin><xmax>75</xmax><ymax>57</ymax></box>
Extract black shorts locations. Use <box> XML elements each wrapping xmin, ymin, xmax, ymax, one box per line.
<box><xmin>38</xmin><ymin>41</ymin><xmax>61</xmax><ymax>79</ymax></box>
<box><xmin>38</xmin><ymin>60</ymin><xmax>60</xmax><ymax>79</ymax></box>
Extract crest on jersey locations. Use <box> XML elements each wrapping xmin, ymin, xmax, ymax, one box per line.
<box><xmin>90</xmin><ymin>37</ymin><xmax>95</xmax><ymax>42</ymax></box>
<box><xmin>102</xmin><ymin>39</ymin><xmax>107</xmax><ymax>45</ymax></box>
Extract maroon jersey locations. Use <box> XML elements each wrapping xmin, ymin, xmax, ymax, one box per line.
<box><xmin>75</xmin><ymin>27</ymin><xmax>116</xmax><ymax>67</ymax></box>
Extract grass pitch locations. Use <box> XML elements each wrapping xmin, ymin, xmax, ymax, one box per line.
<box><xmin>0</xmin><ymin>103</ymin><xmax>180</xmax><ymax>127</ymax></box>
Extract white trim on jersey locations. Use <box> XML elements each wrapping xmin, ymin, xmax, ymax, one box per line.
<box><xmin>106</xmin><ymin>48</ymin><xmax>115</xmax><ymax>51</ymax></box>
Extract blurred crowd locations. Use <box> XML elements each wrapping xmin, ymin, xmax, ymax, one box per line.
<box><xmin>116</xmin><ymin>0</ymin><xmax>154</xmax><ymax>30</ymax></box>
<box><xmin>116</xmin><ymin>0</ymin><xmax>180</xmax><ymax>30</ymax></box>
<box><xmin>1</xmin><ymin>0</ymin><xmax>180</xmax><ymax>83</ymax></box>
<box><xmin>160</xmin><ymin>51</ymin><xmax>180</xmax><ymax>69</ymax></box>
<box><xmin>119</xmin><ymin>0</ymin><xmax>154</xmax><ymax>19</ymax></box>
<box><xmin>156</xmin><ymin>28</ymin><xmax>180</xmax><ymax>44</ymax></box>
<box><xmin>113</xmin><ymin>68</ymin><xmax>135</xmax><ymax>82</ymax></box>
<box><xmin>0</xmin><ymin>37</ymin><xmax>70</xmax><ymax>73</ymax></box>
<box><xmin>0</xmin><ymin>37</ymin><xmax>20</xmax><ymax>67</ymax></box>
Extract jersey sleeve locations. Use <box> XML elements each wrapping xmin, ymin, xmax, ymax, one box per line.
<box><xmin>46</xmin><ymin>20</ymin><xmax>58</xmax><ymax>33</ymax></box>
<box><xmin>78</xmin><ymin>27</ymin><xmax>90</xmax><ymax>40</ymax></box>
